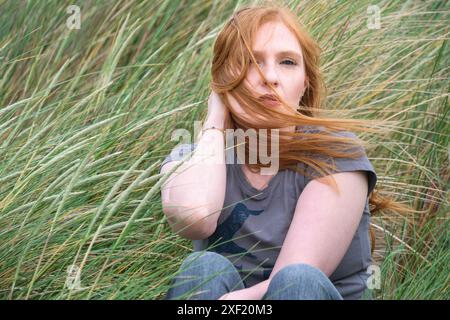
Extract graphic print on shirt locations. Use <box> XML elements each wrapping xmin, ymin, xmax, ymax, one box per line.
<box><xmin>261</xmin><ymin>261</ymin><xmax>273</xmax><ymax>280</ymax></box>
<box><xmin>207</xmin><ymin>203</ymin><xmax>264</xmax><ymax>260</ymax></box>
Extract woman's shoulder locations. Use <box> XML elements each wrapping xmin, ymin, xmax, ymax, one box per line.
<box><xmin>294</xmin><ymin>127</ymin><xmax>377</xmax><ymax>195</ymax></box>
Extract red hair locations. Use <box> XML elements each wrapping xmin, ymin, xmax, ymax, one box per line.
<box><xmin>209</xmin><ymin>2</ymin><xmax>417</xmax><ymax>255</ymax></box>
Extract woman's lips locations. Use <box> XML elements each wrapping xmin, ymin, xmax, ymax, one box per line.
<box><xmin>259</xmin><ymin>94</ymin><xmax>281</xmax><ymax>107</ymax></box>
<box><xmin>261</xmin><ymin>98</ymin><xmax>280</xmax><ymax>107</ymax></box>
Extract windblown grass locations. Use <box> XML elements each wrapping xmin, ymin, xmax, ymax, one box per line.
<box><xmin>0</xmin><ymin>0</ymin><xmax>448</xmax><ymax>299</ymax></box>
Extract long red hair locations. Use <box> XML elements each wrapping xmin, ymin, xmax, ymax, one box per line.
<box><xmin>209</xmin><ymin>3</ymin><xmax>418</xmax><ymax>255</ymax></box>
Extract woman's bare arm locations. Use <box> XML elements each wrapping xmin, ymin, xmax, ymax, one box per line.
<box><xmin>160</xmin><ymin>90</ymin><xmax>229</xmax><ymax>240</ymax></box>
<box><xmin>270</xmin><ymin>171</ymin><xmax>368</xmax><ymax>277</ymax></box>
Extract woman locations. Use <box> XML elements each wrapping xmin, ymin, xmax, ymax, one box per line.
<box><xmin>159</xmin><ymin>4</ymin><xmax>412</xmax><ymax>300</ymax></box>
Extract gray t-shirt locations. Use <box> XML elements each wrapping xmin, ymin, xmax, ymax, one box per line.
<box><xmin>160</xmin><ymin>128</ymin><xmax>377</xmax><ymax>300</ymax></box>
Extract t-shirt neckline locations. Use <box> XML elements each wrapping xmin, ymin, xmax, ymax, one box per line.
<box><xmin>233</xmin><ymin>160</ymin><xmax>282</xmax><ymax>200</ymax></box>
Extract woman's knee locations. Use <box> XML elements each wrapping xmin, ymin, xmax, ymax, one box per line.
<box><xmin>178</xmin><ymin>251</ymin><xmax>238</xmax><ymax>278</ymax></box>
<box><xmin>267</xmin><ymin>263</ymin><xmax>341</xmax><ymax>298</ymax></box>
<box><xmin>271</xmin><ymin>263</ymin><xmax>328</xmax><ymax>284</ymax></box>
<box><xmin>166</xmin><ymin>251</ymin><xmax>244</xmax><ymax>300</ymax></box>
<box><xmin>182</xmin><ymin>251</ymin><xmax>234</xmax><ymax>268</ymax></box>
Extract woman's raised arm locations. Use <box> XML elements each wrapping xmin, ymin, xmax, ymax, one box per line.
<box><xmin>160</xmin><ymin>90</ymin><xmax>230</xmax><ymax>240</ymax></box>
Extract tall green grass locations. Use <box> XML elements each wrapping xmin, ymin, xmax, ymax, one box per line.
<box><xmin>0</xmin><ymin>0</ymin><xmax>448</xmax><ymax>299</ymax></box>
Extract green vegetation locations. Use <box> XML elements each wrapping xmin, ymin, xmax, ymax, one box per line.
<box><xmin>0</xmin><ymin>0</ymin><xmax>448</xmax><ymax>299</ymax></box>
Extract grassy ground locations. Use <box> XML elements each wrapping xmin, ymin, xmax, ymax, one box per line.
<box><xmin>0</xmin><ymin>0</ymin><xmax>448</xmax><ymax>299</ymax></box>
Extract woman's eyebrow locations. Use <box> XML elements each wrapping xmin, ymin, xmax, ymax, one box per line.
<box><xmin>252</xmin><ymin>50</ymin><xmax>302</xmax><ymax>60</ymax></box>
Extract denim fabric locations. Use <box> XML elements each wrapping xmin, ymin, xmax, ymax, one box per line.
<box><xmin>165</xmin><ymin>251</ymin><xmax>347</xmax><ymax>300</ymax></box>
<box><xmin>262</xmin><ymin>263</ymin><xmax>343</xmax><ymax>300</ymax></box>
<box><xmin>164</xmin><ymin>251</ymin><xmax>245</xmax><ymax>300</ymax></box>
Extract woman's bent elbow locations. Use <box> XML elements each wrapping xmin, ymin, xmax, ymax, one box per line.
<box><xmin>162</xmin><ymin>205</ymin><xmax>217</xmax><ymax>240</ymax></box>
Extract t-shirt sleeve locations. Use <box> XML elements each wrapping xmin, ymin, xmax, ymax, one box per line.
<box><xmin>159</xmin><ymin>143</ymin><xmax>198</xmax><ymax>174</ymax></box>
<box><xmin>304</xmin><ymin>130</ymin><xmax>377</xmax><ymax>196</ymax></box>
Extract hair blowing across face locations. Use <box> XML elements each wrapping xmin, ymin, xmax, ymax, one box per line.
<box><xmin>209</xmin><ymin>3</ymin><xmax>419</xmax><ymax>255</ymax></box>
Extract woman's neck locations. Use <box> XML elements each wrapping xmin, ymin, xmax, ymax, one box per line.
<box><xmin>240</xmin><ymin>164</ymin><xmax>278</xmax><ymax>190</ymax></box>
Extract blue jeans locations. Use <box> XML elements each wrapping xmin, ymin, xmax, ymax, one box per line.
<box><xmin>164</xmin><ymin>251</ymin><xmax>344</xmax><ymax>300</ymax></box>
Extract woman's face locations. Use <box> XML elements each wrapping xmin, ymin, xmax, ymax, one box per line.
<box><xmin>229</xmin><ymin>20</ymin><xmax>308</xmax><ymax>130</ymax></box>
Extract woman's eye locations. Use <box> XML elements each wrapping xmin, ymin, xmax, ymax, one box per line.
<box><xmin>249</xmin><ymin>59</ymin><xmax>297</xmax><ymax>66</ymax></box>
<box><xmin>282</xmin><ymin>59</ymin><xmax>297</xmax><ymax>65</ymax></box>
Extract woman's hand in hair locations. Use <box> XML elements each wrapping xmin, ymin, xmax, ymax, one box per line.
<box><xmin>205</xmin><ymin>89</ymin><xmax>230</xmax><ymax>129</ymax></box>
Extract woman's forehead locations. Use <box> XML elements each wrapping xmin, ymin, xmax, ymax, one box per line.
<box><xmin>253</xmin><ymin>21</ymin><xmax>302</xmax><ymax>54</ymax></box>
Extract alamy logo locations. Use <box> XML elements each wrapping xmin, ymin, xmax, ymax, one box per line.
<box><xmin>170</xmin><ymin>121</ymin><xmax>280</xmax><ymax>175</ymax></box>
<box><xmin>65</xmin><ymin>264</ymin><xmax>82</xmax><ymax>291</ymax></box>
<box><xmin>366</xmin><ymin>264</ymin><xmax>381</xmax><ymax>290</ymax></box>
<box><xmin>367</xmin><ymin>5</ymin><xmax>381</xmax><ymax>30</ymax></box>
<box><xmin>66</xmin><ymin>5</ymin><xmax>81</xmax><ymax>30</ymax></box>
